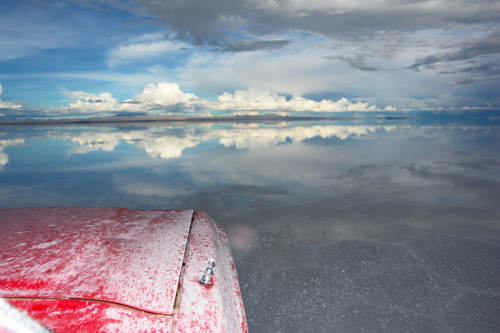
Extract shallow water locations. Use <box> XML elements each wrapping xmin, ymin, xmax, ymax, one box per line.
<box><xmin>1</xmin><ymin>118</ymin><xmax>499</xmax><ymax>332</ymax></box>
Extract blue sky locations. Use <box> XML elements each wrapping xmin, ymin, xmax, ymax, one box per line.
<box><xmin>0</xmin><ymin>0</ymin><xmax>499</xmax><ymax>117</ymax></box>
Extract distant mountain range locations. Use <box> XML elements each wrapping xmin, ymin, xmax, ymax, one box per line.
<box><xmin>0</xmin><ymin>114</ymin><xmax>361</xmax><ymax>125</ymax></box>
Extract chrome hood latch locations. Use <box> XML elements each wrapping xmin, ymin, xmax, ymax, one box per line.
<box><xmin>198</xmin><ymin>259</ymin><xmax>216</xmax><ymax>287</ymax></box>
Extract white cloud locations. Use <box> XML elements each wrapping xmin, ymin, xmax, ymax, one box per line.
<box><xmin>179</xmin><ymin>46</ymin><xmax>346</xmax><ymax>97</ymax></box>
<box><xmin>211</xmin><ymin>87</ymin><xmax>394</xmax><ymax>112</ymax></box>
<box><xmin>49</xmin><ymin>82</ymin><xmax>395</xmax><ymax>114</ymax></box>
<box><xmin>137</xmin><ymin>136</ymin><xmax>201</xmax><ymax>159</ymax></box>
<box><xmin>107</xmin><ymin>33</ymin><xmax>189</xmax><ymax>66</ymax></box>
<box><xmin>59</xmin><ymin>124</ymin><xmax>402</xmax><ymax>161</ymax></box>
<box><xmin>0</xmin><ymin>84</ymin><xmax>22</xmax><ymax>109</ymax></box>
<box><xmin>51</xmin><ymin>88</ymin><xmax>142</xmax><ymax>114</ymax></box>
<box><xmin>131</xmin><ymin>82</ymin><xmax>396</xmax><ymax>112</ymax></box>
<box><xmin>0</xmin><ymin>139</ymin><xmax>25</xmax><ymax>168</ymax></box>
<box><xmin>135</xmin><ymin>82</ymin><xmax>199</xmax><ymax>106</ymax></box>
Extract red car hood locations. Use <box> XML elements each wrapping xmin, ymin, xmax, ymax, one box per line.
<box><xmin>0</xmin><ymin>207</ymin><xmax>193</xmax><ymax>315</ymax></box>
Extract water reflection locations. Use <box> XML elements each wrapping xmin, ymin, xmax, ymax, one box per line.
<box><xmin>0</xmin><ymin>139</ymin><xmax>24</xmax><ymax>168</ymax></box>
<box><xmin>58</xmin><ymin>124</ymin><xmax>400</xmax><ymax>159</ymax></box>
<box><xmin>0</xmin><ymin>121</ymin><xmax>499</xmax><ymax>332</ymax></box>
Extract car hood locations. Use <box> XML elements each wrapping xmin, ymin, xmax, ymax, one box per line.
<box><xmin>0</xmin><ymin>207</ymin><xmax>193</xmax><ymax>315</ymax></box>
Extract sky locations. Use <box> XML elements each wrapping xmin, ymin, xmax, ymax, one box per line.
<box><xmin>0</xmin><ymin>0</ymin><xmax>499</xmax><ymax>117</ymax></box>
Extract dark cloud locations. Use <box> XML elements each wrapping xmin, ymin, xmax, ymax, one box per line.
<box><xmin>409</xmin><ymin>30</ymin><xmax>500</xmax><ymax>71</ymax></box>
<box><xmin>324</xmin><ymin>55</ymin><xmax>379</xmax><ymax>71</ymax></box>
<box><xmin>71</xmin><ymin>0</ymin><xmax>500</xmax><ymax>50</ymax></box>
<box><xmin>121</xmin><ymin>100</ymin><xmax>142</xmax><ymax>104</ymax></box>
<box><xmin>438</xmin><ymin>62</ymin><xmax>500</xmax><ymax>85</ymax></box>
<box><xmin>452</xmin><ymin>77</ymin><xmax>500</xmax><ymax>86</ymax></box>
<box><xmin>459</xmin><ymin>63</ymin><xmax>499</xmax><ymax>74</ymax></box>
<box><xmin>220</xmin><ymin>39</ymin><xmax>291</xmax><ymax>52</ymax></box>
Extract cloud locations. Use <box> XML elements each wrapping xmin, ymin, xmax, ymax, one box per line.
<box><xmin>438</xmin><ymin>61</ymin><xmax>500</xmax><ymax>85</ymax></box>
<box><xmin>2</xmin><ymin>0</ymin><xmax>499</xmax><ymax>114</ymax></box>
<box><xmin>48</xmin><ymin>82</ymin><xmax>396</xmax><ymax>115</ymax></box>
<box><xmin>220</xmin><ymin>40</ymin><xmax>291</xmax><ymax>52</ymax></box>
<box><xmin>0</xmin><ymin>85</ymin><xmax>22</xmax><ymax>109</ymax></box>
<box><xmin>409</xmin><ymin>30</ymin><xmax>500</xmax><ymax>72</ymax></box>
<box><xmin>10</xmin><ymin>78</ymin><xmax>500</xmax><ymax>118</ymax></box>
<box><xmin>107</xmin><ymin>33</ymin><xmax>189</xmax><ymax>66</ymax></box>
<box><xmin>135</xmin><ymin>82</ymin><xmax>199</xmax><ymax>106</ymax></box>
<box><xmin>72</xmin><ymin>0</ymin><xmax>500</xmax><ymax>50</ymax></box>
<box><xmin>212</xmin><ymin>88</ymin><xmax>394</xmax><ymax>112</ymax></box>
<box><xmin>51</xmin><ymin>87</ymin><xmax>142</xmax><ymax>114</ymax></box>
<box><xmin>176</xmin><ymin>44</ymin><xmax>371</xmax><ymax>97</ymax></box>
<box><xmin>451</xmin><ymin>77</ymin><xmax>500</xmax><ymax>86</ymax></box>
<box><xmin>130</xmin><ymin>83</ymin><xmax>396</xmax><ymax>112</ymax></box>
<box><xmin>324</xmin><ymin>55</ymin><xmax>380</xmax><ymax>71</ymax></box>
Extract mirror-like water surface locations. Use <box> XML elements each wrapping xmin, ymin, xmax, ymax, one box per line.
<box><xmin>1</xmin><ymin>119</ymin><xmax>499</xmax><ymax>332</ymax></box>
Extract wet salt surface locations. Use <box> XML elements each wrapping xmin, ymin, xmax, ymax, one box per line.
<box><xmin>0</xmin><ymin>119</ymin><xmax>499</xmax><ymax>332</ymax></box>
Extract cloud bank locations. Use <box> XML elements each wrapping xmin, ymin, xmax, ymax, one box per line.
<box><xmin>213</xmin><ymin>88</ymin><xmax>396</xmax><ymax>112</ymax></box>
<box><xmin>74</xmin><ymin>0</ymin><xmax>500</xmax><ymax>51</ymax></box>
<box><xmin>55</xmin><ymin>124</ymin><xmax>401</xmax><ymax>161</ymax></box>
<box><xmin>50</xmin><ymin>82</ymin><xmax>395</xmax><ymax>114</ymax></box>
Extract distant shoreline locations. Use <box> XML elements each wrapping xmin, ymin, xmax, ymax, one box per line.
<box><xmin>0</xmin><ymin>114</ymin><xmax>412</xmax><ymax>126</ymax></box>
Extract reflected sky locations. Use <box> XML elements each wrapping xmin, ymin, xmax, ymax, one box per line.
<box><xmin>1</xmin><ymin>119</ymin><xmax>499</xmax><ymax>332</ymax></box>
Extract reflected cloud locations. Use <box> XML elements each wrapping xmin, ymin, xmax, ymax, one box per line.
<box><xmin>137</xmin><ymin>135</ymin><xmax>201</xmax><ymax>159</ymax></box>
<box><xmin>60</xmin><ymin>131</ymin><xmax>146</xmax><ymax>155</ymax></box>
<box><xmin>0</xmin><ymin>139</ymin><xmax>25</xmax><ymax>168</ymax></box>
<box><xmin>55</xmin><ymin>124</ymin><xmax>402</xmax><ymax>160</ymax></box>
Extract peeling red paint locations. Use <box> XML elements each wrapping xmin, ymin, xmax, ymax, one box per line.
<box><xmin>0</xmin><ymin>207</ymin><xmax>248</xmax><ymax>332</ymax></box>
<box><xmin>174</xmin><ymin>211</ymin><xmax>248</xmax><ymax>333</ymax></box>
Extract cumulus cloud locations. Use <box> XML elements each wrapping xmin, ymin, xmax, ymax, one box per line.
<box><xmin>26</xmin><ymin>82</ymin><xmax>398</xmax><ymax>115</ymax></box>
<box><xmin>50</xmin><ymin>87</ymin><xmax>143</xmax><ymax>114</ymax></box>
<box><xmin>15</xmin><ymin>78</ymin><xmax>500</xmax><ymax>115</ymax></box>
<box><xmin>65</xmin><ymin>91</ymin><xmax>120</xmax><ymax>112</ymax></box>
<box><xmin>0</xmin><ymin>85</ymin><xmax>22</xmax><ymax>109</ymax></box>
<box><xmin>212</xmin><ymin>88</ymin><xmax>395</xmax><ymax>112</ymax></box>
<box><xmin>135</xmin><ymin>82</ymin><xmax>199</xmax><ymax>106</ymax></box>
<box><xmin>130</xmin><ymin>83</ymin><xmax>396</xmax><ymax>112</ymax></box>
